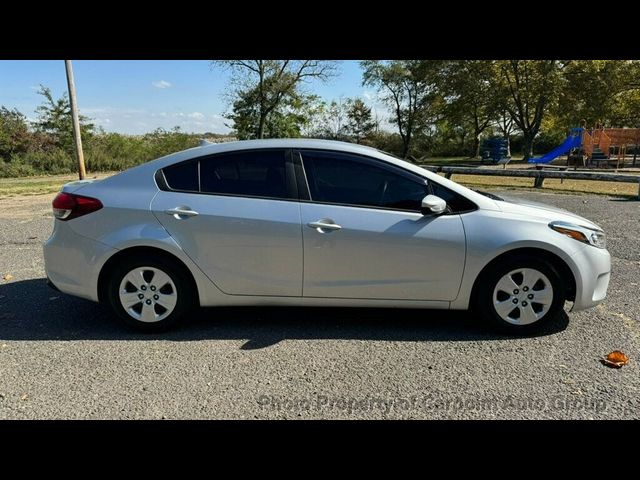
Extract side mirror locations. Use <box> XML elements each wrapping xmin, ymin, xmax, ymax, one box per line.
<box><xmin>421</xmin><ymin>194</ymin><xmax>447</xmax><ymax>215</ymax></box>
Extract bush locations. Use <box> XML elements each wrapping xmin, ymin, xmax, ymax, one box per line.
<box><xmin>0</xmin><ymin>158</ymin><xmax>36</xmax><ymax>177</ymax></box>
<box><xmin>362</xmin><ymin>131</ymin><xmax>405</xmax><ymax>157</ymax></box>
<box><xmin>28</xmin><ymin>148</ymin><xmax>75</xmax><ymax>174</ymax></box>
<box><xmin>0</xmin><ymin>129</ymin><xmax>207</xmax><ymax>177</ymax></box>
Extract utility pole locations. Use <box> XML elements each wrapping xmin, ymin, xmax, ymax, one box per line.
<box><xmin>64</xmin><ymin>60</ymin><xmax>86</xmax><ymax>180</ymax></box>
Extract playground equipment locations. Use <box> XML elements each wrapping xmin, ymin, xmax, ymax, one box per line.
<box><xmin>530</xmin><ymin>127</ymin><xmax>640</xmax><ymax>167</ymax></box>
<box><xmin>480</xmin><ymin>137</ymin><xmax>511</xmax><ymax>165</ymax></box>
<box><xmin>529</xmin><ymin>128</ymin><xmax>583</xmax><ymax>164</ymax></box>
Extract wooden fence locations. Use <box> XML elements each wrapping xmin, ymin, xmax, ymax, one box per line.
<box><xmin>418</xmin><ymin>165</ymin><xmax>640</xmax><ymax>198</ymax></box>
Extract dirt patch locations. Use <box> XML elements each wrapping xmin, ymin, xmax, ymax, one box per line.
<box><xmin>0</xmin><ymin>194</ymin><xmax>55</xmax><ymax>220</ymax></box>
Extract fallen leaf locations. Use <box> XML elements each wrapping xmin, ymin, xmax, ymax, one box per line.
<box><xmin>2</xmin><ymin>274</ymin><xmax>13</xmax><ymax>281</ymax></box>
<box><xmin>601</xmin><ymin>350</ymin><xmax>629</xmax><ymax>368</ymax></box>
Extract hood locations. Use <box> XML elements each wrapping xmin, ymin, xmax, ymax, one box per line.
<box><xmin>494</xmin><ymin>194</ymin><xmax>603</xmax><ymax>231</ymax></box>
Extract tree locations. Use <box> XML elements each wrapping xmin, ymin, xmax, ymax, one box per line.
<box><xmin>33</xmin><ymin>85</ymin><xmax>94</xmax><ymax>154</ymax></box>
<box><xmin>362</xmin><ymin>60</ymin><xmax>442</xmax><ymax>159</ymax></box>
<box><xmin>441</xmin><ymin>61</ymin><xmax>501</xmax><ymax>158</ymax></box>
<box><xmin>214</xmin><ymin>60</ymin><xmax>337</xmax><ymax>139</ymax></box>
<box><xmin>308</xmin><ymin>98</ymin><xmax>349</xmax><ymax>140</ymax></box>
<box><xmin>345</xmin><ymin>98</ymin><xmax>375</xmax><ymax>143</ymax></box>
<box><xmin>494</xmin><ymin>108</ymin><xmax>517</xmax><ymax>157</ymax></box>
<box><xmin>0</xmin><ymin>107</ymin><xmax>30</xmax><ymax>160</ymax></box>
<box><xmin>492</xmin><ymin>61</ymin><xmax>564</xmax><ymax>161</ymax></box>
<box><xmin>228</xmin><ymin>86</ymin><xmax>316</xmax><ymax>139</ymax></box>
<box><xmin>557</xmin><ymin>60</ymin><xmax>640</xmax><ymax>129</ymax></box>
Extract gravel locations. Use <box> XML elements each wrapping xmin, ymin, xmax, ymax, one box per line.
<box><xmin>0</xmin><ymin>190</ymin><xmax>638</xmax><ymax>419</ymax></box>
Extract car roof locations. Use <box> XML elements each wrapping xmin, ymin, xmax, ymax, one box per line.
<box><xmin>197</xmin><ymin>138</ymin><xmax>383</xmax><ymax>156</ymax></box>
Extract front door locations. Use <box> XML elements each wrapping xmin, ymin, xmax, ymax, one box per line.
<box><xmin>298</xmin><ymin>150</ymin><xmax>466</xmax><ymax>301</ymax></box>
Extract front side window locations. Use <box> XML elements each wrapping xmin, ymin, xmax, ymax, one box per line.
<box><xmin>300</xmin><ymin>150</ymin><xmax>428</xmax><ymax>211</ymax></box>
<box><xmin>200</xmin><ymin>150</ymin><xmax>288</xmax><ymax>199</ymax></box>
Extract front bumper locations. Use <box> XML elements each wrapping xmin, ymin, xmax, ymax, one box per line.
<box><xmin>43</xmin><ymin>221</ymin><xmax>117</xmax><ymax>302</ymax></box>
<box><xmin>569</xmin><ymin>244</ymin><xmax>611</xmax><ymax>311</ymax></box>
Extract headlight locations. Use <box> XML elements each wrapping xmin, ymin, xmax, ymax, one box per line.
<box><xmin>549</xmin><ymin>221</ymin><xmax>606</xmax><ymax>249</ymax></box>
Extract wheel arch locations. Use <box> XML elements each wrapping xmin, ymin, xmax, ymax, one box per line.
<box><xmin>98</xmin><ymin>246</ymin><xmax>200</xmax><ymax>305</ymax></box>
<box><xmin>469</xmin><ymin>247</ymin><xmax>577</xmax><ymax>307</ymax></box>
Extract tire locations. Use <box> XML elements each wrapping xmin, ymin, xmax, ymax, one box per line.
<box><xmin>473</xmin><ymin>255</ymin><xmax>566</xmax><ymax>334</ymax></box>
<box><xmin>106</xmin><ymin>254</ymin><xmax>196</xmax><ymax>332</ymax></box>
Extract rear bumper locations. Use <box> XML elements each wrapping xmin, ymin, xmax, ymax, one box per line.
<box><xmin>570</xmin><ymin>245</ymin><xmax>611</xmax><ymax>311</ymax></box>
<box><xmin>43</xmin><ymin>221</ymin><xmax>117</xmax><ymax>302</ymax></box>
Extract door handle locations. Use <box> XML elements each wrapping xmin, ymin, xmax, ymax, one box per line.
<box><xmin>307</xmin><ymin>220</ymin><xmax>342</xmax><ymax>232</ymax></box>
<box><xmin>165</xmin><ymin>207</ymin><xmax>199</xmax><ymax>218</ymax></box>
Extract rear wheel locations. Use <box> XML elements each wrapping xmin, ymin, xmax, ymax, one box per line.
<box><xmin>474</xmin><ymin>255</ymin><xmax>565</xmax><ymax>333</ymax></box>
<box><xmin>107</xmin><ymin>255</ymin><xmax>195</xmax><ymax>332</ymax></box>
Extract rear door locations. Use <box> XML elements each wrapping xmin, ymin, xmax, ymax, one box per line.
<box><xmin>151</xmin><ymin>149</ymin><xmax>303</xmax><ymax>296</ymax></box>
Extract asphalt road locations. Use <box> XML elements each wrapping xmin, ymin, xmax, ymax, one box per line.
<box><xmin>0</xmin><ymin>190</ymin><xmax>638</xmax><ymax>419</ymax></box>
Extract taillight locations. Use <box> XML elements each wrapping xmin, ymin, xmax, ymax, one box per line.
<box><xmin>52</xmin><ymin>192</ymin><xmax>103</xmax><ymax>221</ymax></box>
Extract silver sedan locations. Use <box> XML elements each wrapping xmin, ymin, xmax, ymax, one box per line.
<box><xmin>44</xmin><ymin>139</ymin><xmax>611</xmax><ymax>332</ymax></box>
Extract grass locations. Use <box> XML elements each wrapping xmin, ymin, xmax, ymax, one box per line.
<box><xmin>0</xmin><ymin>172</ymin><xmax>114</xmax><ymax>197</ymax></box>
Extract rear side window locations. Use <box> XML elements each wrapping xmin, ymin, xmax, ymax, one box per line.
<box><xmin>162</xmin><ymin>160</ymin><xmax>198</xmax><ymax>192</ymax></box>
<box><xmin>200</xmin><ymin>150</ymin><xmax>288</xmax><ymax>199</ymax></box>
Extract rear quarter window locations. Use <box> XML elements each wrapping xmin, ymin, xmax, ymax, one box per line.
<box><xmin>162</xmin><ymin>161</ymin><xmax>199</xmax><ymax>192</ymax></box>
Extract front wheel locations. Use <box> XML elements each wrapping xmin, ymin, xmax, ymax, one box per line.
<box><xmin>106</xmin><ymin>255</ymin><xmax>195</xmax><ymax>332</ymax></box>
<box><xmin>473</xmin><ymin>255</ymin><xmax>566</xmax><ymax>333</ymax></box>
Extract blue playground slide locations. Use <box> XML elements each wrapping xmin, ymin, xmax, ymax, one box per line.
<box><xmin>528</xmin><ymin>128</ymin><xmax>583</xmax><ymax>163</ymax></box>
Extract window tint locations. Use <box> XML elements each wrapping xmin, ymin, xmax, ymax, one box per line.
<box><xmin>430</xmin><ymin>181</ymin><xmax>476</xmax><ymax>213</ymax></box>
<box><xmin>200</xmin><ymin>150</ymin><xmax>288</xmax><ymax>199</ymax></box>
<box><xmin>301</xmin><ymin>151</ymin><xmax>428</xmax><ymax>211</ymax></box>
<box><xmin>162</xmin><ymin>161</ymin><xmax>199</xmax><ymax>192</ymax></box>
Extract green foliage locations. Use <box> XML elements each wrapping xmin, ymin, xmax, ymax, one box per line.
<box><xmin>492</xmin><ymin>60</ymin><xmax>566</xmax><ymax>160</ymax></box>
<box><xmin>216</xmin><ymin>60</ymin><xmax>337</xmax><ymax>139</ymax></box>
<box><xmin>440</xmin><ymin>61</ymin><xmax>501</xmax><ymax>158</ymax></box>
<box><xmin>229</xmin><ymin>86</ymin><xmax>314</xmax><ymax>140</ymax></box>
<box><xmin>557</xmin><ymin>60</ymin><xmax>640</xmax><ymax>129</ymax></box>
<box><xmin>304</xmin><ymin>98</ymin><xmax>349</xmax><ymax>140</ymax></box>
<box><xmin>0</xmin><ymin>107</ymin><xmax>31</xmax><ymax>158</ymax></box>
<box><xmin>0</xmin><ymin>158</ymin><xmax>36</xmax><ymax>177</ymax></box>
<box><xmin>361</xmin><ymin>130</ymin><xmax>405</xmax><ymax>157</ymax></box>
<box><xmin>362</xmin><ymin>60</ymin><xmax>444</xmax><ymax>159</ymax></box>
<box><xmin>345</xmin><ymin>98</ymin><xmax>376</xmax><ymax>143</ymax></box>
<box><xmin>33</xmin><ymin>85</ymin><xmax>94</xmax><ymax>155</ymax></box>
<box><xmin>0</xmin><ymin>120</ymin><xmax>206</xmax><ymax>178</ymax></box>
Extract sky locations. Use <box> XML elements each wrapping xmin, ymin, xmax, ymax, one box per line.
<box><xmin>0</xmin><ymin>60</ymin><xmax>384</xmax><ymax>135</ymax></box>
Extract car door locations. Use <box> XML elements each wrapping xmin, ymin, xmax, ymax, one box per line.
<box><xmin>151</xmin><ymin>149</ymin><xmax>303</xmax><ymax>296</ymax></box>
<box><xmin>297</xmin><ymin>150</ymin><xmax>467</xmax><ymax>301</ymax></box>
